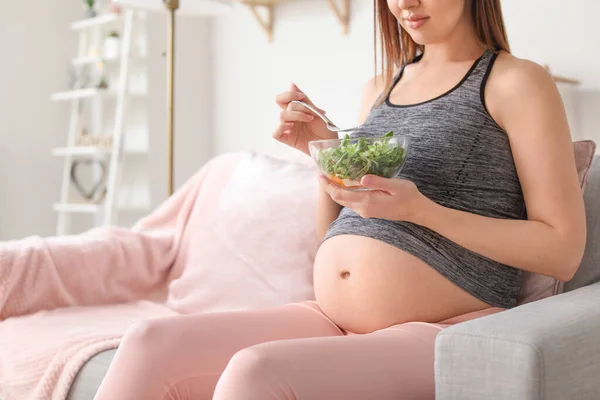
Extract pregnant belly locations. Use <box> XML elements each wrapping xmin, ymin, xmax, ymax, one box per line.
<box><xmin>313</xmin><ymin>235</ymin><xmax>491</xmax><ymax>334</ymax></box>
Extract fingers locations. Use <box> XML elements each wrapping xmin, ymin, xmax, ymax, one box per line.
<box><xmin>320</xmin><ymin>176</ymin><xmax>348</xmax><ymax>204</ymax></box>
<box><xmin>360</xmin><ymin>175</ymin><xmax>396</xmax><ymax>193</ymax></box>
<box><xmin>290</xmin><ymin>82</ymin><xmax>301</xmax><ymax>93</ymax></box>
<box><xmin>320</xmin><ymin>176</ymin><xmax>374</xmax><ymax>207</ymax></box>
<box><xmin>275</xmin><ymin>82</ymin><xmax>327</xmax><ymax>114</ymax></box>
<box><xmin>280</xmin><ymin>109</ymin><xmax>314</xmax><ymax>123</ymax></box>
<box><xmin>273</xmin><ymin>122</ymin><xmax>294</xmax><ymax>141</ymax></box>
<box><xmin>289</xmin><ymin>83</ymin><xmax>324</xmax><ymax>113</ymax></box>
<box><xmin>287</xmin><ymin>101</ymin><xmax>327</xmax><ymax>117</ymax></box>
<box><xmin>321</xmin><ymin>181</ymin><xmax>370</xmax><ymax>218</ymax></box>
<box><xmin>275</xmin><ymin>90</ymin><xmax>306</xmax><ymax>109</ymax></box>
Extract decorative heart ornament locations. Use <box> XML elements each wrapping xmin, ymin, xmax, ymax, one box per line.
<box><xmin>70</xmin><ymin>160</ymin><xmax>108</xmax><ymax>202</ymax></box>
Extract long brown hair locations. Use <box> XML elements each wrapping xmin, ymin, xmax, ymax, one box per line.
<box><xmin>374</xmin><ymin>0</ymin><xmax>510</xmax><ymax>106</ymax></box>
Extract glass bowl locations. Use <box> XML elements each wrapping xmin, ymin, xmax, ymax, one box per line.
<box><xmin>308</xmin><ymin>132</ymin><xmax>410</xmax><ymax>191</ymax></box>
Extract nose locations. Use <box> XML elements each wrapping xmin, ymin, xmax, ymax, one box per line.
<box><xmin>397</xmin><ymin>0</ymin><xmax>419</xmax><ymax>10</ymax></box>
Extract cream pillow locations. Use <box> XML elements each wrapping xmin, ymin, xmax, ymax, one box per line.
<box><xmin>166</xmin><ymin>152</ymin><xmax>321</xmax><ymax>313</ymax></box>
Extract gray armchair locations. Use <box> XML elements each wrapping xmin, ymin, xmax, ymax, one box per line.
<box><xmin>64</xmin><ymin>157</ymin><xmax>600</xmax><ymax>400</ymax></box>
<box><xmin>435</xmin><ymin>155</ymin><xmax>600</xmax><ymax>400</ymax></box>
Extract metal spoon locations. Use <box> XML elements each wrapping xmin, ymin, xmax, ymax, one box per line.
<box><xmin>291</xmin><ymin>100</ymin><xmax>359</xmax><ymax>135</ymax></box>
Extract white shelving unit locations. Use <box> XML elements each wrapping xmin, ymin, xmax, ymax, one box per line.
<box><xmin>51</xmin><ymin>87</ymin><xmax>145</xmax><ymax>101</ymax></box>
<box><xmin>51</xmin><ymin>146</ymin><xmax>147</xmax><ymax>157</ymax></box>
<box><xmin>53</xmin><ymin>203</ymin><xmax>102</xmax><ymax>214</ymax></box>
<box><xmin>51</xmin><ymin>88</ymin><xmax>102</xmax><ymax>101</ymax></box>
<box><xmin>70</xmin><ymin>13</ymin><xmax>120</xmax><ymax>30</ymax></box>
<box><xmin>52</xmin><ymin>4</ymin><xmax>151</xmax><ymax>235</ymax></box>
<box><xmin>72</xmin><ymin>54</ymin><xmax>140</xmax><ymax>66</ymax></box>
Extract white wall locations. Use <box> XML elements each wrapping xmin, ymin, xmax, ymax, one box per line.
<box><xmin>212</xmin><ymin>0</ymin><xmax>377</xmax><ymax>160</ymax></box>
<box><xmin>0</xmin><ymin>3</ymin><xmax>80</xmax><ymax>240</ymax></box>
<box><xmin>0</xmin><ymin>5</ymin><xmax>213</xmax><ymax>239</ymax></box>
<box><xmin>501</xmin><ymin>0</ymin><xmax>600</xmax><ymax>142</ymax></box>
<box><xmin>211</xmin><ymin>0</ymin><xmax>600</xmax><ymax>157</ymax></box>
<box><xmin>502</xmin><ymin>0</ymin><xmax>600</xmax><ymax>91</ymax></box>
<box><xmin>145</xmin><ymin>12</ymin><xmax>214</xmax><ymax>213</ymax></box>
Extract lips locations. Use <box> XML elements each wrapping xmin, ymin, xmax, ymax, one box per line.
<box><xmin>404</xmin><ymin>15</ymin><xmax>429</xmax><ymax>29</ymax></box>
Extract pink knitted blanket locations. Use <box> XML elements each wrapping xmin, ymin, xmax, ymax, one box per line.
<box><xmin>0</xmin><ymin>152</ymin><xmax>319</xmax><ymax>400</ymax></box>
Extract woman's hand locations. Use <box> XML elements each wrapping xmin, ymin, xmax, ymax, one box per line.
<box><xmin>273</xmin><ymin>83</ymin><xmax>338</xmax><ymax>155</ymax></box>
<box><xmin>320</xmin><ymin>174</ymin><xmax>429</xmax><ymax>223</ymax></box>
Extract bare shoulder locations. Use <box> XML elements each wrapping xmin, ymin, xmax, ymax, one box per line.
<box><xmin>357</xmin><ymin>72</ymin><xmax>394</xmax><ymax>124</ymax></box>
<box><xmin>363</xmin><ymin>73</ymin><xmax>388</xmax><ymax>102</ymax></box>
<box><xmin>485</xmin><ymin>51</ymin><xmax>563</xmax><ymax>130</ymax></box>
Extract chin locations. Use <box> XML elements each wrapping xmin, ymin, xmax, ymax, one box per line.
<box><xmin>405</xmin><ymin>30</ymin><xmax>443</xmax><ymax>47</ymax></box>
<box><xmin>406</xmin><ymin>33</ymin><xmax>431</xmax><ymax>46</ymax></box>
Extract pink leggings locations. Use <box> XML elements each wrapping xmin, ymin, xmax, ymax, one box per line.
<box><xmin>93</xmin><ymin>302</ymin><xmax>503</xmax><ymax>400</ymax></box>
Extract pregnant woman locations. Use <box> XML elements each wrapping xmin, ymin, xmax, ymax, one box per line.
<box><xmin>94</xmin><ymin>0</ymin><xmax>586</xmax><ymax>398</ymax></box>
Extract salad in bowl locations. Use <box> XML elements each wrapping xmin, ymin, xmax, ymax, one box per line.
<box><xmin>308</xmin><ymin>131</ymin><xmax>409</xmax><ymax>191</ymax></box>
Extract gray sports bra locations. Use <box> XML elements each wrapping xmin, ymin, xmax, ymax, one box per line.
<box><xmin>323</xmin><ymin>49</ymin><xmax>525</xmax><ymax>308</ymax></box>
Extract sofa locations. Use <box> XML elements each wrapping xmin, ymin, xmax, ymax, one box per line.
<box><xmin>58</xmin><ymin>154</ymin><xmax>600</xmax><ymax>400</ymax></box>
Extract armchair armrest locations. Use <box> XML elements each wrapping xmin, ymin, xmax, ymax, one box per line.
<box><xmin>435</xmin><ymin>281</ymin><xmax>600</xmax><ymax>400</ymax></box>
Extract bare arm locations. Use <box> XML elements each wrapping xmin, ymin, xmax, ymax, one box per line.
<box><xmin>414</xmin><ymin>56</ymin><xmax>586</xmax><ymax>281</ymax></box>
<box><xmin>316</xmin><ymin>180</ymin><xmax>343</xmax><ymax>240</ymax></box>
<box><xmin>316</xmin><ymin>76</ymin><xmax>386</xmax><ymax>240</ymax></box>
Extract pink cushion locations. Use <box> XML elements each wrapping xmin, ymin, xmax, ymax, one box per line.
<box><xmin>165</xmin><ymin>152</ymin><xmax>321</xmax><ymax>314</ymax></box>
<box><xmin>517</xmin><ymin>140</ymin><xmax>597</xmax><ymax>305</ymax></box>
